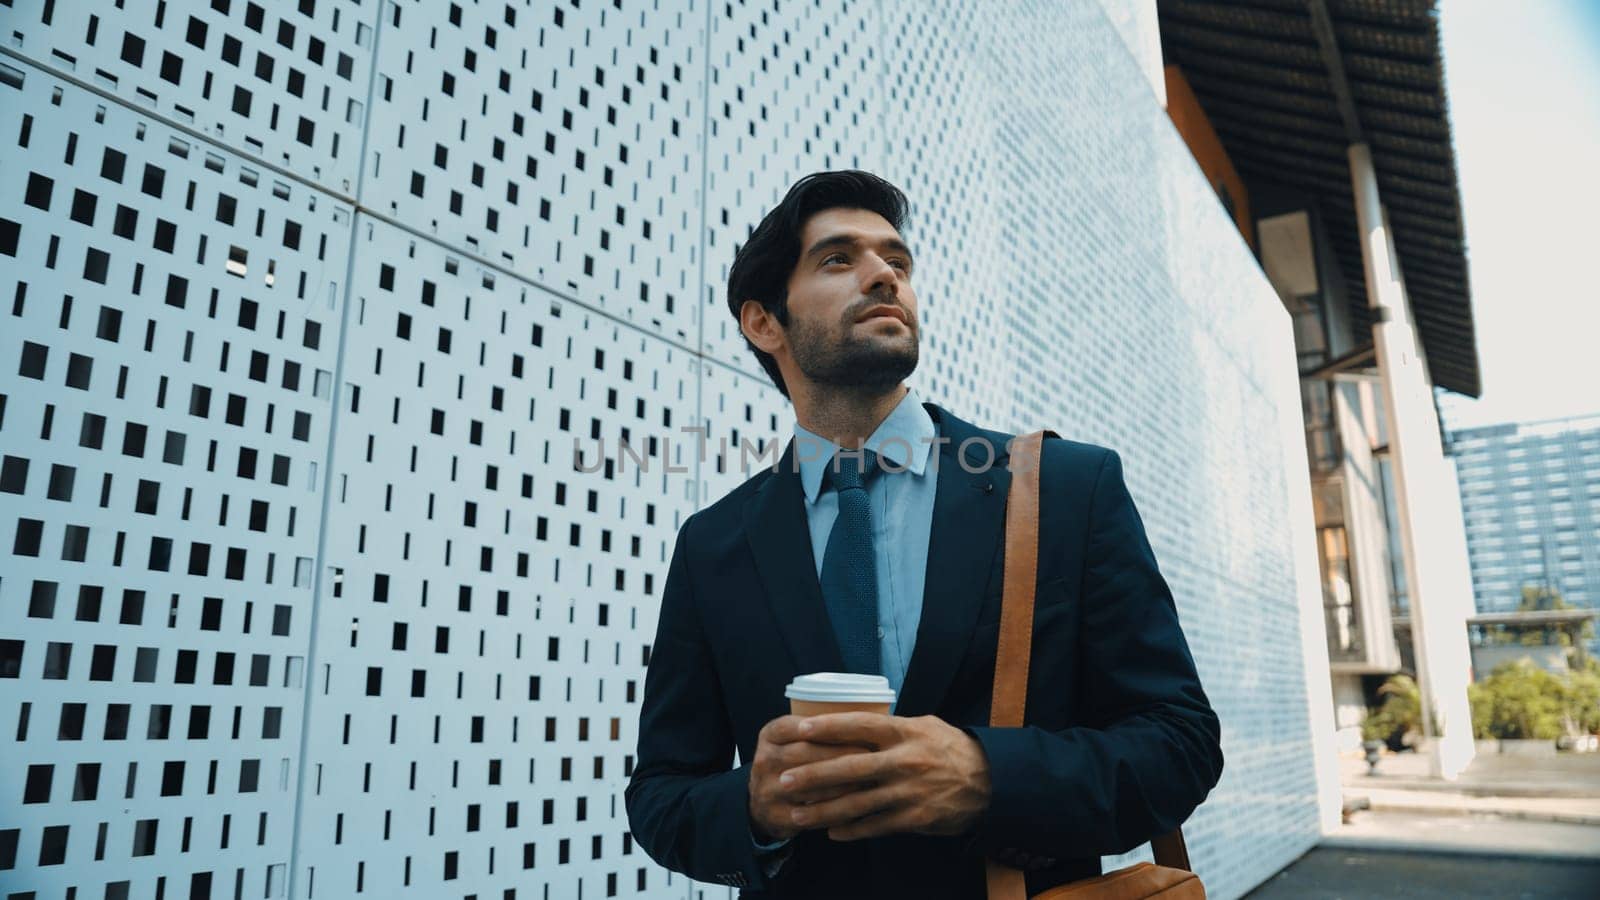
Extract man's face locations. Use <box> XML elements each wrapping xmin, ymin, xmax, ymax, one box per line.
<box><xmin>779</xmin><ymin>207</ymin><xmax>920</xmax><ymax>393</ymax></box>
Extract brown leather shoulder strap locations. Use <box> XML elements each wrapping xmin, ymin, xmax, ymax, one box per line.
<box><xmin>989</xmin><ymin>431</ymin><xmax>1190</xmax><ymax>875</ymax></box>
<box><xmin>1151</xmin><ymin>830</ymin><xmax>1192</xmax><ymax>871</ymax></box>
<box><xmin>989</xmin><ymin>430</ymin><xmax>1048</xmax><ymax>731</ymax></box>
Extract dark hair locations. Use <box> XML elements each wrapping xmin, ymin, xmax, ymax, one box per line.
<box><xmin>726</xmin><ymin>170</ymin><xmax>910</xmax><ymax>398</ymax></box>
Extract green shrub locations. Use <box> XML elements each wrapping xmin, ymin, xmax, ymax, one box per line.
<box><xmin>1467</xmin><ymin>680</ymin><xmax>1495</xmax><ymax>740</ymax></box>
<box><xmin>1566</xmin><ymin>666</ymin><xmax>1600</xmax><ymax>735</ymax></box>
<box><xmin>1466</xmin><ymin>658</ymin><xmax>1600</xmax><ymax>740</ymax></box>
<box><xmin>1361</xmin><ymin>674</ymin><xmax>1421</xmax><ymax>744</ymax></box>
<box><xmin>1363</xmin><ymin>661</ymin><xmax>1600</xmax><ymax>743</ymax></box>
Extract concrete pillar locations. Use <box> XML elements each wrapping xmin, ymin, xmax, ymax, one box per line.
<box><xmin>1347</xmin><ymin>144</ymin><xmax>1477</xmax><ymax>779</ymax></box>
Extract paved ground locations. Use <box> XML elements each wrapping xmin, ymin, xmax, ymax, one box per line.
<box><xmin>1343</xmin><ymin>746</ymin><xmax>1600</xmax><ymax>798</ymax></box>
<box><xmin>1244</xmin><ymin>746</ymin><xmax>1600</xmax><ymax>897</ymax></box>
<box><xmin>1328</xmin><ymin>809</ymin><xmax>1600</xmax><ymax>859</ymax></box>
<box><xmin>1340</xmin><ymin>746</ymin><xmax>1600</xmax><ymax>826</ymax></box>
<box><xmin>1244</xmin><ymin>846</ymin><xmax>1600</xmax><ymax>899</ymax></box>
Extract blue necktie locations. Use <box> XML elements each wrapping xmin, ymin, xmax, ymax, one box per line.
<box><xmin>820</xmin><ymin>448</ymin><xmax>882</xmax><ymax>675</ymax></box>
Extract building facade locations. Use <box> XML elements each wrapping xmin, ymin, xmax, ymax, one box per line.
<box><xmin>1447</xmin><ymin>415</ymin><xmax>1600</xmax><ymax>615</ymax></box>
<box><xmin>0</xmin><ymin>2</ymin><xmax>1353</xmax><ymax>898</ymax></box>
<box><xmin>1157</xmin><ymin>0</ymin><xmax>1482</xmax><ymax>772</ymax></box>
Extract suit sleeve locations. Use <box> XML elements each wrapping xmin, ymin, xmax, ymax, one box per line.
<box><xmin>624</xmin><ymin>514</ymin><xmax>792</xmax><ymax>890</ymax></box>
<box><xmin>961</xmin><ymin>448</ymin><xmax>1224</xmax><ymax>858</ymax></box>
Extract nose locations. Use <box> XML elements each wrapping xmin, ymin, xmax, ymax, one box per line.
<box><xmin>860</xmin><ymin>252</ymin><xmax>898</xmax><ymax>298</ymax></box>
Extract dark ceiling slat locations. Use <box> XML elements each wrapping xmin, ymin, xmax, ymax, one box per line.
<box><xmin>1161</xmin><ymin>0</ymin><xmax>1478</xmax><ymax>396</ymax></box>
<box><xmin>1396</xmin><ymin>251</ymin><xmax>1466</xmax><ymax>273</ymax></box>
<box><xmin>1363</xmin><ymin>130</ymin><xmax>1452</xmax><ymax>164</ymax></box>
<box><xmin>1410</xmin><ymin>280</ymin><xmax>1476</xmax><ymax>299</ymax></box>
<box><xmin>1204</xmin><ymin>101</ymin><xmax>1346</xmax><ymax>143</ymax></box>
<box><xmin>1329</xmin><ymin>0</ymin><xmax>1439</xmax><ymax>31</ymax></box>
<box><xmin>1401</xmin><ymin>255</ymin><xmax>1468</xmax><ymax>278</ymax></box>
<box><xmin>1344</xmin><ymin>58</ymin><xmax>1441</xmax><ymax>93</ymax></box>
<box><xmin>1180</xmin><ymin>66</ymin><xmax>1443</xmax><ymax>123</ymax></box>
<box><xmin>1394</xmin><ymin>262</ymin><xmax>1466</xmax><ymax>287</ymax></box>
<box><xmin>1414</xmin><ymin>312</ymin><xmax>1475</xmax><ymax>332</ymax></box>
<box><xmin>1368</xmin><ymin>171</ymin><xmax>1458</xmax><ymax>204</ymax></box>
<box><xmin>1210</xmin><ymin>121</ymin><xmax>1349</xmax><ymax>163</ymax></box>
<box><xmin>1161</xmin><ymin>21</ymin><xmax>1324</xmax><ymax>69</ymax></box>
<box><xmin>1164</xmin><ymin>47</ymin><xmax>1336</xmax><ymax>96</ymax></box>
<box><xmin>1373</xmin><ymin>195</ymin><xmax>1460</xmax><ymax>226</ymax></box>
<box><xmin>1362</xmin><ymin>150</ymin><xmax>1457</xmax><ymax>186</ymax></box>
<box><xmin>1332</xmin><ymin>22</ymin><xmax>1435</xmax><ymax>58</ymax></box>
<box><xmin>1362</xmin><ymin>108</ymin><xmax>1452</xmax><ymax>141</ymax></box>
<box><xmin>1179</xmin><ymin>71</ymin><xmax>1342</xmax><ymax>119</ymax></box>
<box><xmin>1411</xmin><ymin>302</ymin><xmax>1475</xmax><ymax>326</ymax></box>
<box><xmin>1350</xmin><ymin>80</ymin><xmax>1443</xmax><ymax>115</ymax></box>
<box><xmin>1386</xmin><ymin>210</ymin><xmax>1464</xmax><ymax>242</ymax></box>
<box><xmin>1157</xmin><ymin>1</ymin><xmax>1315</xmax><ymax>42</ymax></box>
<box><xmin>1391</xmin><ymin>231</ymin><xmax>1468</xmax><ymax>256</ymax></box>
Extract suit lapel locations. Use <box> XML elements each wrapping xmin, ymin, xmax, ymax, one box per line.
<box><xmin>741</xmin><ymin>404</ymin><xmax>1012</xmax><ymax>718</ymax></box>
<box><xmin>895</xmin><ymin>404</ymin><xmax>1011</xmax><ymax>719</ymax></box>
<box><xmin>744</xmin><ymin>437</ymin><xmax>846</xmax><ymax>678</ymax></box>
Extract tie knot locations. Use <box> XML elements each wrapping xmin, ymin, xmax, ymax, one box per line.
<box><xmin>825</xmin><ymin>448</ymin><xmax>881</xmax><ymax>492</ymax></box>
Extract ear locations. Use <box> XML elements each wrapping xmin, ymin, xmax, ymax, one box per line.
<box><xmin>739</xmin><ymin>299</ymin><xmax>786</xmax><ymax>355</ymax></box>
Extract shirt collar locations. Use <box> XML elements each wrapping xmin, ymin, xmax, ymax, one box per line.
<box><xmin>795</xmin><ymin>387</ymin><xmax>937</xmax><ymax>505</ymax></box>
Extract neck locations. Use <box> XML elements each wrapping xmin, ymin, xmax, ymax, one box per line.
<box><xmin>792</xmin><ymin>383</ymin><xmax>909</xmax><ymax>450</ymax></box>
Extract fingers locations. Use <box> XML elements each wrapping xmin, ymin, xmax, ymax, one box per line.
<box><xmin>758</xmin><ymin>715</ymin><xmax>811</xmax><ymax>747</ymax></box>
<box><xmin>763</xmin><ymin>740</ymin><xmax>868</xmax><ymax>780</ymax></box>
<box><xmin>763</xmin><ymin>712</ymin><xmax>901</xmax><ymax>748</ymax></box>
<box><xmin>788</xmin><ymin>781</ymin><xmax>911</xmax><ymax>836</ymax></box>
<box><xmin>825</xmin><ymin>803</ymin><xmax>925</xmax><ymax>841</ymax></box>
<box><xmin>767</xmin><ymin>744</ymin><xmax>870</xmax><ymax>807</ymax></box>
<box><xmin>788</xmin><ymin>742</ymin><xmax>871</xmax><ymax>766</ymax></box>
<box><xmin>793</xmin><ymin>711</ymin><xmax>903</xmax><ymax>749</ymax></box>
<box><xmin>751</xmin><ymin>720</ymin><xmax>875</xmax><ymax>840</ymax></box>
<box><xmin>778</xmin><ymin>747</ymin><xmax>892</xmax><ymax>805</ymax></box>
<box><xmin>801</xmin><ymin>781</ymin><xmax>876</xmax><ymax>807</ymax></box>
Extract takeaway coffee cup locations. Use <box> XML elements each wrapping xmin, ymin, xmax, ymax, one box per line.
<box><xmin>785</xmin><ymin>673</ymin><xmax>896</xmax><ymax>717</ymax></box>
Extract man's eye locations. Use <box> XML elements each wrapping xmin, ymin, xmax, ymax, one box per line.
<box><xmin>823</xmin><ymin>254</ymin><xmax>848</xmax><ymax>265</ymax></box>
<box><xmin>890</xmin><ymin>260</ymin><xmax>909</xmax><ymax>270</ymax></box>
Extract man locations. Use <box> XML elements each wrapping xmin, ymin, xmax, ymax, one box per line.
<box><xmin>625</xmin><ymin>171</ymin><xmax>1223</xmax><ymax>898</ymax></box>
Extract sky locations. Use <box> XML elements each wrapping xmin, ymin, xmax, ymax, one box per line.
<box><xmin>1432</xmin><ymin>0</ymin><xmax>1600</xmax><ymax>431</ymax></box>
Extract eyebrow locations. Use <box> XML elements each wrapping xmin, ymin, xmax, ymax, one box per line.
<box><xmin>803</xmin><ymin>233</ymin><xmax>914</xmax><ymax>267</ymax></box>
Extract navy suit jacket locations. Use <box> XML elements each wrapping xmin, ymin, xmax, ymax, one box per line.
<box><xmin>625</xmin><ymin>402</ymin><xmax>1223</xmax><ymax>899</ymax></box>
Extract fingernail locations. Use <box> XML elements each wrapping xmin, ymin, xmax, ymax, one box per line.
<box><xmin>800</xmin><ymin>721</ymin><xmax>813</xmax><ymax>734</ymax></box>
<box><xmin>792</xmin><ymin>809</ymin><xmax>806</xmax><ymax>823</ymax></box>
<box><xmin>779</xmin><ymin>773</ymin><xmax>794</xmax><ymax>786</ymax></box>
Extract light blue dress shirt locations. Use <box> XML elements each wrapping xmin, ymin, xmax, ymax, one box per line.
<box><xmin>752</xmin><ymin>387</ymin><xmax>941</xmax><ymax>870</ymax></box>
<box><xmin>792</xmin><ymin>387</ymin><xmax>939</xmax><ymax>711</ymax></box>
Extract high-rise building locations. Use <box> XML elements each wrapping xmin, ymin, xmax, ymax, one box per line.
<box><xmin>1447</xmin><ymin>414</ymin><xmax>1600</xmax><ymax>614</ymax></box>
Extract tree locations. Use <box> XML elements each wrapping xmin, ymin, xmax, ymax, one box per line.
<box><xmin>1516</xmin><ymin>586</ymin><xmax>1595</xmax><ymax>648</ymax></box>
<box><xmin>1564</xmin><ymin>662</ymin><xmax>1600</xmax><ymax>735</ymax></box>
<box><xmin>1361</xmin><ymin>674</ymin><xmax>1423</xmax><ymax>749</ymax></box>
<box><xmin>1482</xmin><ymin>587</ymin><xmax>1597</xmax><ymax>666</ymax></box>
<box><xmin>1467</xmin><ymin>658</ymin><xmax>1600</xmax><ymax>740</ymax></box>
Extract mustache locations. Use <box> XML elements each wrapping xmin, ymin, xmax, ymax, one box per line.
<box><xmin>848</xmin><ymin>296</ymin><xmax>914</xmax><ymax>325</ymax></box>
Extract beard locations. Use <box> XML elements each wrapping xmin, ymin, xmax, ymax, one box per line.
<box><xmin>786</xmin><ymin>299</ymin><xmax>919</xmax><ymax>392</ymax></box>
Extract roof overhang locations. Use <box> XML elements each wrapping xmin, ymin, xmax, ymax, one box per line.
<box><xmin>1158</xmin><ymin>0</ymin><xmax>1482</xmax><ymax>397</ymax></box>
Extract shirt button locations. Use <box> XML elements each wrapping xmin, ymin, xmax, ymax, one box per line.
<box><xmin>876</xmin><ymin>627</ymin><xmax>886</xmax><ymax>640</ymax></box>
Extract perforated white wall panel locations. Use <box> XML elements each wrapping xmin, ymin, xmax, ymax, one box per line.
<box><xmin>1</xmin><ymin>2</ymin><xmax>1321</xmax><ymax>899</ymax></box>
<box><xmin>0</xmin><ymin>36</ymin><xmax>353</xmax><ymax>900</ymax></box>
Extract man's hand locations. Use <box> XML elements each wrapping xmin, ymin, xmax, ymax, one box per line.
<box><xmin>749</xmin><ymin>715</ymin><xmax>877</xmax><ymax>842</ymax></box>
<box><xmin>757</xmin><ymin>713</ymin><xmax>992</xmax><ymax>842</ymax></box>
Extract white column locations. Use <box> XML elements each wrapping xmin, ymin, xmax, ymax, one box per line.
<box><xmin>1347</xmin><ymin>144</ymin><xmax>1477</xmax><ymax>779</ymax></box>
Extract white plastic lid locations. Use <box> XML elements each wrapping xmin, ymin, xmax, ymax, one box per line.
<box><xmin>784</xmin><ymin>672</ymin><xmax>896</xmax><ymax>704</ymax></box>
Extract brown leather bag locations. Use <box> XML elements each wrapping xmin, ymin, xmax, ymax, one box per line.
<box><xmin>984</xmin><ymin>431</ymin><xmax>1205</xmax><ymax>900</ymax></box>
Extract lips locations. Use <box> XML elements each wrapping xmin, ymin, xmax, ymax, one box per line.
<box><xmin>856</xmin><ymin>305</ymin><xmax>907</xmax><ymax>325</ymax></box>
